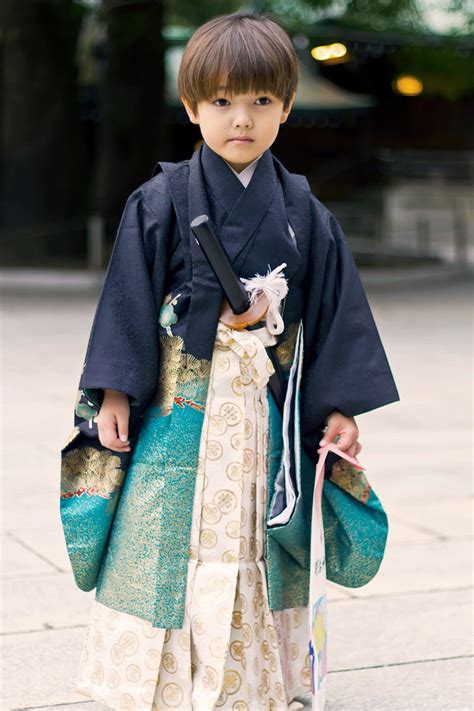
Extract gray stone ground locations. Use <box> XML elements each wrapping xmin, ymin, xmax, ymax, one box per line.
<box><xmin>1</xmin><ymin>265</ymin><xmax>473</xmax><ymax>710</ymax></box>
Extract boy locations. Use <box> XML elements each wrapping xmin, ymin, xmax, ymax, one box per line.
<box><xmin>97</xmin><ymin>12</ymin><xmax>380</xmax><ymax>460</ymax></box>
<box><xmin>63</xmin><ymin>12</ymin><xmax>399</xmax><ymax>711</ymax></box>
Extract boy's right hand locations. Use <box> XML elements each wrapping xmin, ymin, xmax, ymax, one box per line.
<box><xmin>96</xmin><ymin>388</ymin><xmax>131</xmax><ymax>452</ymax></box>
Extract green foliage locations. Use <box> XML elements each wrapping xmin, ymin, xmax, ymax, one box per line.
<box><xmin>239</xmin><ymin>0</ymin><xmax>425</xmax><ymax>32</ymax></box>
<box><xmin>257</xmin><ymin>0</ymin><xmax>336</xmax><ymax>27</ymax></box>
<box><xmin>340</xmin><ymin>0</ymin><xmax>426</xmax><ymax>32</ymax></box>
<box><xmin>165</xmin><ymin>0</ymin><xmax>242</xmax><ymax>27</ymax></box>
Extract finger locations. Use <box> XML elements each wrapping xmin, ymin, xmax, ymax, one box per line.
<box><xmin>336</xmin><ymin>439</ymin><xmax>352</xmax><ymax>453</ymax></box>
<box><xmin>346</xmin><ymin>443</ymin><xmax>357</xmax><ymax>457</ymax></box>
<box><xmin>100</xmin><ymin>417</ymin><xmax>130</xmax><ymax>451</ymax></box>
<box><xmin>102</xmin><ymin>418</ymin><xmax>121</xmax><ymax>448</ymax></box>
<box><xmin>108</xmin><ymin>423</ymin><xmax>131</xmax><ymax>450</ymax></box>
<box><xmin>334</xmin><ymin>430</ymin><xmax>355</xmax><ymax>452</ymax></box>
<box><xmin>319</xmin><ymin>422</ymin><xmax>340</xmax><ymax>446</ymax></box>
<box><xmin>116</xmin><ymin>412</ymin><xmax>129</xmax><ymax>444</ymax></box>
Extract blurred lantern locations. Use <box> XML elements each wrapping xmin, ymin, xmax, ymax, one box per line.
<box><xmin>393</xmin><ymin>74</ymin><xmax>424</xmax><ymax>96</ymax></box>
<box><xmin>311</xmin><ymin>43</ymin><xmax>348</xmax><ymax>64</ymax></box>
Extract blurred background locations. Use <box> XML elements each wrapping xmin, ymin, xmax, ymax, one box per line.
<box><xmin>1</xmin><ymin>2</ymin><xmax>473</xmax><ymax>710</ymax></box>
<box><xmin>1</xmin><ymin>0</ymin><xmax>473</xmax><ymax>270</ymax></box>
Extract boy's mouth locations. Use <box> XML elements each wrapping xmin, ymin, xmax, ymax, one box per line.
<box><xmin>229</xmin><ymin>137</ymin><xmax>254</xmax><ymax>143</ymax></box>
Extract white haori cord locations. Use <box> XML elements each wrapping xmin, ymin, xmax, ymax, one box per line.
<box><xmin>240</xmin><ymin>262</ymin><xmax>288</xmax><ymax>336</ymax></box>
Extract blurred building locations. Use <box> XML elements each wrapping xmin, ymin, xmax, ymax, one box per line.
<box><xmin>2</xmin><ymin>10</ymin><xmax>471</xmax><ymax>269</ymax></box>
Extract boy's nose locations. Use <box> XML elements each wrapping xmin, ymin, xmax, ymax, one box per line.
<box><xmin>232</xmin><ymin>113</ymin><xmax>252</xmax><ymax>128</ymax></box>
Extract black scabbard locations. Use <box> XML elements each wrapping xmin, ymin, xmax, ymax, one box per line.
<box><xmin>190</xmin><ymin>214</ymin><xmax>250</xmax><ymax>314</ymax></box>
<box><xmin>190</xmin><ymin>214</ymin><xmax>288</xmax><ymax>413</ymax></box>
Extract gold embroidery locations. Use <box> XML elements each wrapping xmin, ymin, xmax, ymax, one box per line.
<box><xmin>274</xmin><ymin>322</ymin><xmax>299</xmax><ymax>371</ymax></box>
<box><xmin>153</xmin><ymin>334</ymin><xmax>184</xmax><ymax>414</ymax></box>
<box><xmin>61</xmin><ymin>447</ymin><xmax>125</xmax><ymax>499</ymax></box>
<box><xmin>153</xmin><ymin>334</ymin><xmax>212</xmax><ymax>416</ymax></box>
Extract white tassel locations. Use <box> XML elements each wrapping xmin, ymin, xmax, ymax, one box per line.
<box><xmin>240</xmin><ymin>262</ymin><xmax>288</xmax><ymax>335</ymax></box>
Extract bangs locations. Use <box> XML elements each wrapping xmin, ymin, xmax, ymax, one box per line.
<box><xmin>191</xmin><ymin>34</ymin><xmax>292</xmax><ymax>101</ymax></box>
<box><xmin>178</xmin><ymin>14</ymin><xmax>298</xmax><ymax>111</ymax></box>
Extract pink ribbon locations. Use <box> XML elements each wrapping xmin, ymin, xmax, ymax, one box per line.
<box><xmin>309</xmin><ymin>441</ymin><xmax>366</xmax><ymax>708</ymax></box>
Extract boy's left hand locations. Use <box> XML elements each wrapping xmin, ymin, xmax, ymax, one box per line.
<box><xmin>319</xmin><ymin>411</ymin><xmax>362</xmax><ymax>458</ymax></box>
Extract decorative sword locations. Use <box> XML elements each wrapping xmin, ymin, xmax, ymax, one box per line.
<box><xmin>190</xmin><ymin>213</ymin><xmax>288</xmax><ymax>411</ymax></box>
<box><xmin>190</xmin><ymin>214</ymin><xmax>270</xmax><ymax>329</ymax></box>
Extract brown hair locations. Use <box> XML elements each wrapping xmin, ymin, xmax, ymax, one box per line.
<box><xmin>178</xmin><ymin>12</ymin><xmax>298</xmax><ymax>115</ymax></box>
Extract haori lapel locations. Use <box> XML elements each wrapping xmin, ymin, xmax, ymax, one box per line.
<box><xmin>154</xmin><ymin>143</ymin><xmax>310</xmax><ymax>362</ymax></box>
<box><xmin>200</xmin><ymin>143</ymin><xmax>278</xmax><ymax>272</ymax></box>
<box><xmin>199</xmin><ymin>143</ymin><xmax>245</xmax><ymax>223</ymax></box>
<box><xmin>154</xmin><ymin>147</ymin><xmax>226</xmax><ymax>362</ymax></box>
<box><xmin>270</xmin><ymin>154</ymin><xmax>311</xmax><ymax>268</ymax></box>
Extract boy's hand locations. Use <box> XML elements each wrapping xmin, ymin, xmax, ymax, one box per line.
<box><xmin>95</xmin><ymin>389</ymin><xmax>131</xmax><ymax>453</ymax></box>
<box><xmin>319</xmin><ymin>411</ymin><xmax>362</xmax><ymax>458</ymax></box>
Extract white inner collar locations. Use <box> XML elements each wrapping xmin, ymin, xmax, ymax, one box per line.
<box><xmin>224</xmin><ymin>153</ymin><xmax>264</xmax><ymax>188</ymax></box>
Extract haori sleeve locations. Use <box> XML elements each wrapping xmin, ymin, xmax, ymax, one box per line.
<box><xmin>299</xmin><ymin>194</ymin><xmax>400</xmax><ymax>456</ymax></box>
<box><xmin>78</xmin><ymin>186</ymin><xmax>168</xmax><ymax>411</ymax></box>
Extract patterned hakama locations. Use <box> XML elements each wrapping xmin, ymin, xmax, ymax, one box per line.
<box><xmin>75</xmin><ymin>321</ymin><xmax>313</xmax><ymax>710</ymax></box>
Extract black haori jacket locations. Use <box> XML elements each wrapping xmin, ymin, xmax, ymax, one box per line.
<box><xmin>79</xmin><ymin>141</ymin><xmax>399</xmax><ymax>453</ymax></box>
<box><xmin>61</xmin><ymin>141</ymin><xmax>399</xmax><ymax>627</ymax></box>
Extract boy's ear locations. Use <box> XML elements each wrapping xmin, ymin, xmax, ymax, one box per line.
<box><xmin>181</xmin><ymin>97</ymin><xmax>199</xmax><ymax>124</ymax></box>
<box><xmin>280</xmin><ymin>91</ymin><xmax>296</xmax><ymax>124</ymax></box>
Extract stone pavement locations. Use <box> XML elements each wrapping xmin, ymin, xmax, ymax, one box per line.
<box><xmin>1</xmin><ymin>266</ymin><xmax>473</xmax><ymax>710</ymax></box>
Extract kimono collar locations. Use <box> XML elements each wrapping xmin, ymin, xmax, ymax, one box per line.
<box><xmin>196</xmin><ymin>142</ymin><xmax>279</xmax><ymax>266</ymax></box>
<box><xmin>199</xmin><ymin>142</ymin><xmax>274</xmax><ymax>232</ymax></box>
<box><xmin>155</xmin><ymin>142</ymin><xmax>309</xmax><ymax>361</ymax></box>
<box><xmin>224</xmin><ymin>152</ymin><xmax>264</xmax><ymax>187</ymax></box>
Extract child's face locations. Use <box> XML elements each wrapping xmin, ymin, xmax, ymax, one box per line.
<box><xmin>182</xmin><ymin>88</ymin><xmax>295</xmax><ymax>173</ymax></box>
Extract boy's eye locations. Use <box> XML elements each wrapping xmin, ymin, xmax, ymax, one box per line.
<box><xmin>212</xmin><ymin>96</ymin><xmax>272</xmax><ymax>107</ymax></box>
